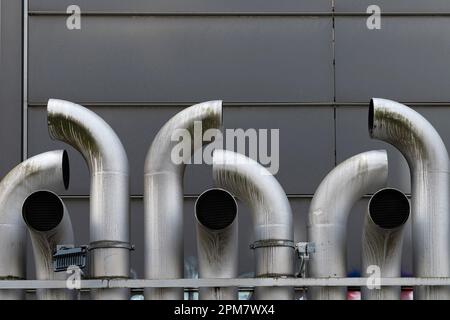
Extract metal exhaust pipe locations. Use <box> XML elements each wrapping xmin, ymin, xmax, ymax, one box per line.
<box><xmin>47</xmin><ymin>99</ymin><xmax>130</xmax><ymax>300</ymax></box>
<box><xmin>195</xmin><ymin>188</ymin><xmax>238</xmax><ymax>300</ymax></box>
<box><xmin>369</xmin><ymin>98</ymin><xmax>450</xmax><ymax>300</ymax></box>
<box><xmin>308</xmin><ymin>150</ymin><xmax>388</xmax><ymax>300</ymax></box>
<box><xmin>22</xmin><ymin>190</ymin><xmax>75</xmax><ymax>300</ymax></box>
<box><xmin>0</xmin><ymin>150</ymin><xmax>69</xmax><ymax>299</ymax></box>
<box><xmin>212</xmin><ymin>149</ymin><xmax>294</xmax><ymax>300</ymax></box>
<box><xmin>361</xmin><ymin>188</ymin><xmax>410</xmax><ymax>300</ymax></box>
<box><xmin>144</xmin><ymin>101</ymin><xmax>222</xmax><ymax>300</ymax></box>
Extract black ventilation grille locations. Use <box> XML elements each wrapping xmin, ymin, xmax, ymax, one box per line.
<box><xmin>53</xmin><ymin>247</ymin><xmax>87</xmax><ymax>272</ymax></box>
<box><xmin>369</xmin><ymin>188</ymin><xmax>410</xmax><ymax>229</ymax></box>
<box><xmin>196</xmin><ymin>189</ymin><xmax>237</xmax><ymax>230</ymax></box>
<box><xmin>22</xmin><ymin>191</ymin><xmax>64</xmax><ymax>232</ymax></box>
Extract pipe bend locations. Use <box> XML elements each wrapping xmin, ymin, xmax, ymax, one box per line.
<box><xmin>144</xmin><ymin>100</ymin><xmax>222</xmax><ymax>300</ymax></box>
<box><xmin>22</xmin><ymin>190</ymin><xmax>75</xmax><ymax>300</ymax></box>
<box><xmin>144</xmin><ymin>100</ymin><xmax>222</xmax><ymax>175</ymax></box>
<box><xmin>195</xmin><ymin>188</ymin><xmax>238</xmax><ymax>300</ymax></box>
<box><xmin>47</xmin><ymin>99</ymin><xmax>128</xmax><ymax>174</ymax></box>
<box><xmin>212</xmin><ymin>149</ymin><xmax>293</xmax><ymax>300</ymax></box>
<box><xmin>361</xmin><ymin>188</ymin><xmax>410</xmax><ymax>300</ymax></box>
<box><xmin>307</xmin><ymin>150</ymin><xmax>388</xmax><ymax>300</ymax></box>
<box><xmin>369</xmin><ymin>98</ymin><xmax>448</xmax><ymax>171</ymax></box>
<box><xmin>308</xmin><ymin>150</ymin><xmax>388</xmax><ymax>227</ymax></box>
<box><xmin>369</xmin><ymin>98</ymin><xmax>450</xmax><ymax>300</ymax></box>
<box><xmin>47</xmin><ymin>99</ymin><xmax>129</xmax><ymax>299</ymax></box>
<box><xmin>212</xmin><ymin>149</ymin><xmax>292</xmax><ymax>241</ymax></box>
<box><xmin>0</xmin><ymin>150</ymin><xmax>69</xmax><ymax>299</ymax></box>
<box><xmin>0</xmin><ymin>150</ymin><xmax>69</xmax><ymax>224</ymax></box>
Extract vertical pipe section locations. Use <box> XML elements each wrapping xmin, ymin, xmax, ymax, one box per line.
<box><xmin>22</xmin><ymin>190</ymin><xmax>75</xmax><ymax>300</ymax></box>
<box><xmin>308</xmin><ymin>150</ymin><xmax>388</xmax><ymax>300</ymax></box>
<box><xmin>0</xmin><ymin>150</ymin><xmax>69</xmax><ymax>299</ymax></box>
<box><xmin>361</xmin><ymin>188</ymin><xmax>410</xmax><ymax>300</ymax></box>
<box><xmin>144</xmin><ymin>101</ymin><xmax>222</xmax><ymax>300</ymax></box>
<box><xmin>195</xmin><ymin>188</ymin><xmax>238</xmax><ymax>300</ymax></box>
<box><xmin>369</xmin><ymin>98</ymin><xmax>450</xmax><ymax>300</ymax></box>
<box><xmin>213</xmin><ymin>150</ymin><xmax>294</xmax><ymax>300</ymax></box>
<box><xmin>47</xmin><ymin>99</ymin><xmax>130</xmax><ymax>300</ymax></box>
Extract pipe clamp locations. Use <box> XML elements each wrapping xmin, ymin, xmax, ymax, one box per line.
<box><xmin>295</xmin><ymin>242</ymin><xmax>315</xmax><ymax>278</ymax></box>
<box><xmin>249</xmin><ymin>239</ymin><xmax>295</xmax><ymax>250</ymax></box>
<box><xmin>88</xmin><ymin>241</ymin><xmax>135</xmax><ymax>251</ymax></box>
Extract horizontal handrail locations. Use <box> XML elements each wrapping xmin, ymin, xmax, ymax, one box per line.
<box><xmin>0</xmin><ymin>278</ymin><xmax>449</xmax><ymax>289</ymax></box>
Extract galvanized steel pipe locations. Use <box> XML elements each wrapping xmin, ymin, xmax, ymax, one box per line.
<box><xmin>22</xmin><ymin>190</ymin><xmax>75</xmax><ymax>300</ymax></box>
<box><xmin>0</xmin><ymin>150</ymin><xmax>69</xmax><ymax>299</ymax></box>
<box><xmin>361</xmin><ymin>188</ymin><xmax>410</xmax><ymax>300</ymax></box>
<box><xmin>369</xmin><ymin>98</ymin><xmax>450</xmax><ymax>300</ymax></box>
<box><xmin>213</xmin><ymin>149</ymin><xmax>294</xmax><ymax>300</ymax></box>
<box><xmin>47</xmin><ymin>99</ymin><xmax>130</xmax><ymax>300</ymax></box>
<box><xmin>308</xmin><ymin>150</ymin><xmax>388</xmax><ymax>300</ymax></box>
<box><xmin>195</xmin><ymin>188</ymin><xmax>238</xmax><ymax>300</ymax></box>
<box><xmin>144</xmin><ymin>101</ymin><xmax>222</xmax><ymax>300</ymax></box>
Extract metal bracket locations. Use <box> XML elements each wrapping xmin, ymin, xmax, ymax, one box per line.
<box><xmin>295</xmin><ymin>242</ymin><xmax>315</xmax><ymax>278</ymax></box>
<box><xmin>249</xmin><ymin>239</ymin><xmax>295</xmax><ymax>250</ymax></box>
<box><xmin>88</xmin><ymin>240</ymin><xmax>135</xmax><ymax>251</ymax></box>
<box><xmin>53</xmin><ymin>246</ymin><xmax>88</xmax><ymax>272</ymax></box>
<box><xmin>53</xmin><ymin>241</ymin><xmax>135</xmax><ymax>273</ymax></box>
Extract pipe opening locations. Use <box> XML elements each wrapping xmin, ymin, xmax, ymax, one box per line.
<box><xmin>369</xmin><ymin>188</ymin><xmax>410</xmax><ymax>229</ymax></box>
<box><xmin>368</xmin><ymin>99</ymin><xmax>375</xmax><ymax>136</ymax></box>
<box><xmin>22</xmin><ymin>191</ymin><xmax>64</xmax><ymax>232</ymax></box>
<box><xmin>62</xmin><ymin>150</ymin><xmax>70</xmax><ymax>190</ymax></box>
<box><xmin>195</xmin><ymin>188</ymin><xmax>237</xmax><ymax>230</ymax></box>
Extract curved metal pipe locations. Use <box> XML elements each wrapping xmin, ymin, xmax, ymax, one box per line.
<box><xmin>307</xmin><ymin>150</ymin><xmax>388</xmax><ymax>300</ymax></box>
<box><xmin>144</xmin><ymin>101</ymin><xmax>222</xmax><ymax>300</ymax></box>
<box><xmin>0</xmin><ymin>150</ymin><xmax>69</xmax><ymax>299</ymax></box>
<box><xmin>22</xmin><ymin>190</ymin><xmax>75</xmax><ymax>300</ymax></box>
<box><xmin>369</xmin><ymin>98</ymin><xmax>450</xmax><ymax>300</ymax></box>
<box><xmin>47</xmin><ymin>99</ymin><xmax>130</xmax><ymax>300</ymax></box>
<box><xmin>195</xmin><ymin>188</ymin><xmax>238</xmax><ymax>300</ymax></box>
<box><xmin>361</xmin><ymin>188</ymin><xmax>410</xmax><ymax>300</ymax></box>
<box><xmin>213</xmin><ymin>149</ymin><xmax>294</xmax><ymax>300</ymax></box>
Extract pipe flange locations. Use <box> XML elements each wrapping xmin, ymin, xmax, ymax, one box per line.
<box><xmin>249</xmin><ymin>239</ymin><xmax>295</xmax><ymax>250</ymax></box>
<box><xmin>88</xmin><ymin>240</ymin><xmax>135</xmax><ymax>251</ymax></box>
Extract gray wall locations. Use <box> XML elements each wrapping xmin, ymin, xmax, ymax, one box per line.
<box><xmin>0</xmin><ymin>0</ymin><xmax>22</xmax><ymax>182</ymax></box>
<box><xmin>3</xmin><ymin>0</ymin><xmax>450</xmax><ymax>281</ymax></box>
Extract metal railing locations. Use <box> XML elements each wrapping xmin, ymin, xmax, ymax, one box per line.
<box><xmin>0</xmin><ymin>277</ymin><xmax>449</xmax><ymax>290</ymax></box>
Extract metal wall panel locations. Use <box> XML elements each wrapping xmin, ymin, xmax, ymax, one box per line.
<box><xmin>222</xmin><ymin>106</ymin><xmax>335</xmax><ymax>195</ymax></box>
<box><xmin>335</xmin><ymin>17</ymin><xmax>450</xmax><ymax>102</ymax></box>
<box><xmin>27</xmin><ymin>105</ymin><xmax>335</xmax><ymax>195</ymax></box>
<box><xmin>28</xmin><ymin>16</ymin><xmax>333</xmax><ymax>103</ymax></box>
<box><xmin>0</xmin><ymin>0</ymin><xmax>22</xmax><ymax>179</ymax></box>
<box><xmin>336</xmin><ymin>0</ymin><xmax>450</xmax><ymax>13</ymax></box>
<box><xmin>30</xmin><ymin>0</ymin><xmax>332</xmax><ymax>13</ymax></box>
